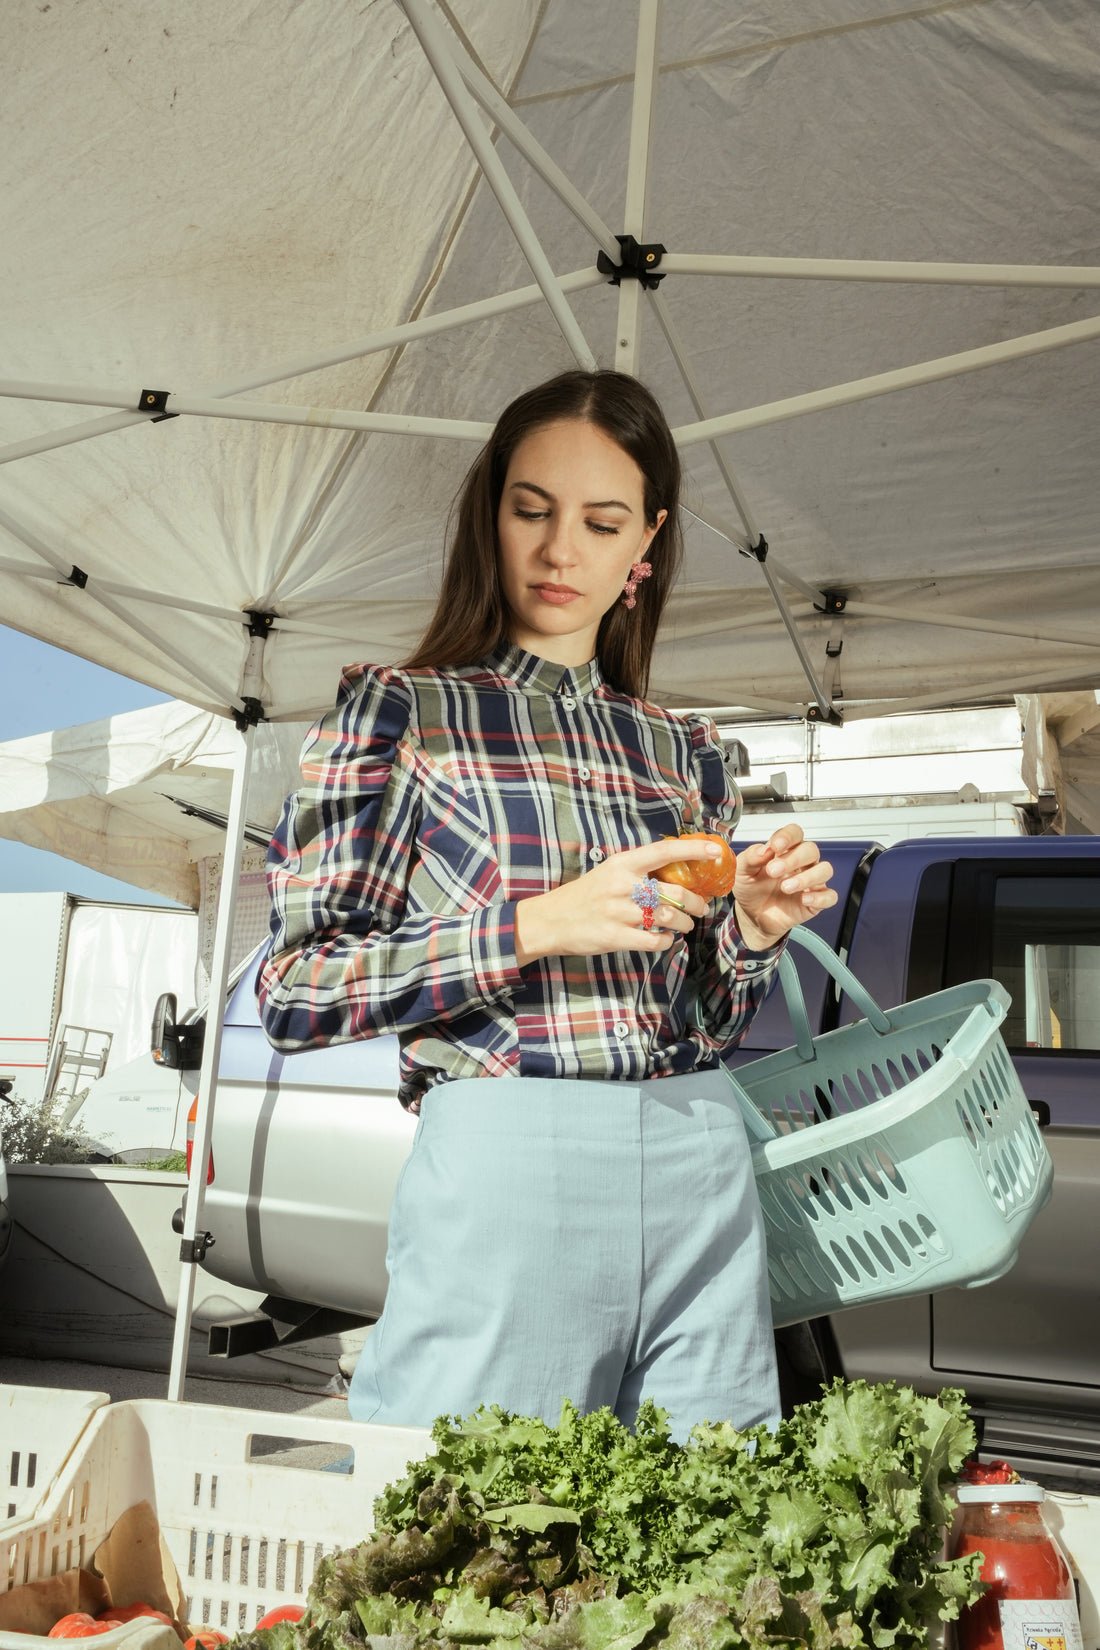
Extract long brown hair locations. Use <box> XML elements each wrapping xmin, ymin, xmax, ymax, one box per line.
<box><xmin>403</xmin><ymin>370</ymin><xmax>682</xmax><ymax>698</ymax></box>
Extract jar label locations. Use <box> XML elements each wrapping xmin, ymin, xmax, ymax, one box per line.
<box><xmin>998</xmin><ymin>1599</ymin><xmax>1083</xmax><ymax>1650</ymax></box>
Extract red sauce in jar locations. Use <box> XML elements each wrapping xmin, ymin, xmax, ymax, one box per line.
<box><xmin>954</xmin><ymin>1496</ymin><xmax>1076</xmax><ymax>1650</ymax></box>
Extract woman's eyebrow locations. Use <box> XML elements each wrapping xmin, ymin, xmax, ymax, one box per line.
<box><xmin>509</xmin><ymin>479</ymin><xmax>633</xmax><ymax>512</ymax></box>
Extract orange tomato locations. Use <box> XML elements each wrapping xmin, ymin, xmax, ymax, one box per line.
<box><xmin>658</xmin><ymin>832</ymin><xmax>737</xmax><ymax>899</ymax></box>
<box><xmin>183</xmin><ymin>1633</ymin><xmax>231</xmax><ymax>1649</ymax></box>
<box><xmin>48</xmin><ymin>1617</ymin><xmax>116</xmax><ymax>1639</ymax></box>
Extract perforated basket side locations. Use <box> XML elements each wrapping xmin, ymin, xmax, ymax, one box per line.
<box><xmin>1</xmin><ymin>1387</ymin><xmax>110</xmax><ymax>1527</ymax></box>
<box><xmin>748</xmin><ymin>1003</ymin><xmax>1052</xmax><ymax>1326</ymax></box>
<box><xmin>734</xmin><ymin>979</ymin><xmax>996</xmax><ymax>1137</ymax></box>
<box><xmin>2</xmin><ymin>1400</ymin><xmax>431</xmax><ymax>1636</ymax></box>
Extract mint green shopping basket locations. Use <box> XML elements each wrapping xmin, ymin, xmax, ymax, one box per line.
<box><xmin>727</xmin><ymin>926</ymin><xmax>1054</xmax><ymax>1328</ymax></box>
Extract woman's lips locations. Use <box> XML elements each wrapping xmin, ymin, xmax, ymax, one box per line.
<box><xmin>533</xmin><ymin>584</ymin><xmax>581</xmax><ymax>605</ymax></box>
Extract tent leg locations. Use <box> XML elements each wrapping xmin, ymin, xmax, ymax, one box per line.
<box><xmin>166</xmin><ymin>722</ymin><xmax>257</xmax><ymax>1401</ymax></box>
<box><xmin>615</xmin><ymin>0</ymin><xmax>661</xmax><ymax>374</ymax></box>
<box><xmin>399</xmin><ymin>0</ymin><xmax>596</xmax><ymax>371</ymax></box>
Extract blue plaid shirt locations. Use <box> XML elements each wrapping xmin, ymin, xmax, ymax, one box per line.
<box><xmin>259</xmin><ymin>644</ymin><xmax>782</xmax><ymax>1106</ymax></box>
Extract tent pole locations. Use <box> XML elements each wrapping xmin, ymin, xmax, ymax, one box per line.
<box><xmin>651</xmin><ymin>289</ymin><xmax>760</xmax><ymax>540</ymax></box>
<box><xmin>674</xmin><ymin>312</ymin><xmax>1100</xmax><ymax>444</ymax></box>
<box><xmin>684</xmin><ymin>504</ymin><xmax>826</xmax><ymax>607</ymax></box>
<box><xmin>166</xmin><ymin>720</ymin><xmax>257</xmax><ymax>1401</ymax></box>
<box><xmin>615</xmin><ymin>0</ymin><xmax>661</xmax><ymax>374</ymax></box>
<box><xmin>0</xmin><ymin>267</ymin><xmax>605</xmax><ymax>468</ymax></box>
<box><xmin>0</xmin><ymin>380</ymin><xmax>494</xmax><ymax>442</ymax></box>
<box><xmin>647</xmin><ymin>287</ymin><xmax>834</xmax><ymax>714</ymax></box>
<box><xmin>660</xmin><ymin>252</ymin><xmax>1100</xmax><ymax>289</ymax></box>
<box><xmin>842</xmin><ymin>599</ymin><xmax>1100</xmax><ymax>653</ymax></box>
<box><xmin>450</xmin><ymin>41</ymin><xmax>621</xmax><ymax>262</ymax></box>
<box><xmin>0</xmin><ymin>502</ymin><xmax>244</xmax><ymax>713</ymax></box>
<box><xmin>755</xmin><ymin>556</ymin><xmax>837</xmax><ymax>722</ymax></box>
<box><xmin>399</xmin><ymin>0</ymin><xmax>597</xmax><ymax>371</ymax></box>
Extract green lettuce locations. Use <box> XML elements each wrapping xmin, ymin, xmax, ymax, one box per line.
<box><xmin>235</xmin><ymin>1380</ymin><xmax>985</xmax><ymax>1650</ymax></box>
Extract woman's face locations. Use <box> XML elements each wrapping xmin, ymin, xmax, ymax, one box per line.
<box><xmin>496</xmin><ymin>418</ymin><xmax>666</xmax><ymax>665</ymax></box>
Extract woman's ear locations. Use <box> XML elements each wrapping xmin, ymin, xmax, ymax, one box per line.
<box><xmin>642</xmin><ymin>506</ymin><xmax>668</xmax><ymax>555</ymax></box>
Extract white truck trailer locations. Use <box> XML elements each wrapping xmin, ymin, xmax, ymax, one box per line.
<box><xmin>0</xmin><ymin>891</ymin><xmax>196</xmax><ymax>1131</ymax></box>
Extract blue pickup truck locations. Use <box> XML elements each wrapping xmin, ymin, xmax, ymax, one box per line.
<box><xmin>91</xmin><ymin>831</ymin><xmax>1100</xmax><ymax>1476</ymax></box>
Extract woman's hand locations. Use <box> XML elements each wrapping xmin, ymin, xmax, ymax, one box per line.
<box><xmin>514</xmin><ymin>839</ymin><xmax>717</xmax><ymax>967</ymax></box>
<box><xmin>732</xmin><ymin>826</ymin><xmax>837</xmax><ymax>950</ymax></box>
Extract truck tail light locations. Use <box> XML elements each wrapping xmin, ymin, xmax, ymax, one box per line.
<box><xmin>185</xmin><ymin>1097</ymin><xmax>214</xmax><ymax>1185</ymax></box>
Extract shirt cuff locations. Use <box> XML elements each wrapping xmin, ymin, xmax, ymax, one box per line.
<box><xmin>718</xmin><ymin>911</ymin><xmax>788</xmax><ymax>980</ymax></box>
<box><xmin>468</xmin><ymin>901</ymin><xmax>526</xmax><ymax>997</ymax></box>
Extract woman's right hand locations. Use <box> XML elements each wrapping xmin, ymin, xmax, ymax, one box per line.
<box><xmin>513</xmin><ymin>839</ymin><xmax>720</xmax><ymax>966</ymax></box>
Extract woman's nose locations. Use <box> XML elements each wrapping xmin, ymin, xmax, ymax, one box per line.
<box><xmin>541</xmin><ymin>516</ymin><xmax>578</xmax><ymax>564</ymax></box>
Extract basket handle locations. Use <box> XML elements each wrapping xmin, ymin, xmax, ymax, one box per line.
<box><xmin>778</xmin><ymin>924</ymin><xmax>891</xmax><ymax>1061</ymax></box>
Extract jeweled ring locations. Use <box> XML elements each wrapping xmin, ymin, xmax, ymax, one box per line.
<box><xmin>632</xmin><ymin>876</ymin><xmax>660</xmax><ymax>931</ymax></box>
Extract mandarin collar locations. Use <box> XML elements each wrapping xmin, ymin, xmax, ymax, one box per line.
<box><xmin>486</xmin><ymin>643</ymin><xmax>605</xmax><ymax>698</ymax></box>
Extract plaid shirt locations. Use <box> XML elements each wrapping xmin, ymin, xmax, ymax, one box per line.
<box><xmin>259</xmin><ymin>643</ymin><xmax>783</xmax><ymax>1106</ymax></box>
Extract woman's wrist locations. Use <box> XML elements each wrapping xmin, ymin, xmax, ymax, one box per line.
<box><xmin>514</xmin><ymin>893</ymin><xmax>550</xmax><ymax>968</ymax></box>
<box><xmin>733</xmin><ymin>900</ymin><xmax>783</xmax><ymax>953</ymax></box>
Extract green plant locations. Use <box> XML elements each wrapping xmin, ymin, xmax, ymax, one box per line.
<box><xmin>1</xmin><ymin>1087</ymin><xmax>101</xmax><ymax>1165</ymax></box>
<box><xmin>135</xmin><ymin>1151</ymin><xmax>188</xmax><ymax>1172</ymax></box>
<box><xmin>238</xmin><ymin>1383</ymin><xmax>984</xmax><ymax>1650</ymax></box>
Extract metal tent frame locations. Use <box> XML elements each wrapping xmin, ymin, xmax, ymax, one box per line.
<box><xmin>0</xmin><ymin>0</ymin><xmax>1097</xmax><ymax>1394</ymax></box>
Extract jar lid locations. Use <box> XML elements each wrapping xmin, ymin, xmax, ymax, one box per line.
<box><xmin>956</xmin><ymin>1484</ymin><xmax>1045</xmax><ymax>1503</ymax></box>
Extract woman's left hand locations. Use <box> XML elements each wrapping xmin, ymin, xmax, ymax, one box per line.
<box><xmin>731</xmin><ymin>826</ymin><xmax>837</xmax><ymax>950</ymax></box>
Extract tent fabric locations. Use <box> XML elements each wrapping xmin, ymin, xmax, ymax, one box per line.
<box><xmin>1019</xmin><ymin>689</ymin><xmax>1100</xmax><ymax>835</ymax></box>
<box><xmin>0</xmin><ymin>702</ymin><xmax>306</xmax><ymax>906</ymax></box>
<box><xmin>1</xmin><ymin>0</ymin><xmax>1099</xmax><ymax>722</ymax></box>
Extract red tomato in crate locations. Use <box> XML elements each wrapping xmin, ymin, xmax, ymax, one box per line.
<box><xmin>254</xmin><ymin>1607</ymin><xmax>305</xmax><ymax>1631</ymax></box>
<box><xmin>183</xmin><ymin>1633</ymin><xmax>230</xmax><ymax>1649</ymax></box>
<box><xmin>48</xmin><ymin>1617</ymin><xmax>115</xmax><ymax>1638</ymax></box>
<box><xmin>97</xmin><ymin>1607</ymin><xmax>174</xmax><ymax>1628</ymax></box>
<box><xmin>658</xmin><ymin>832</ymin><xmax>737</xmax><ymax>900</ymax></box>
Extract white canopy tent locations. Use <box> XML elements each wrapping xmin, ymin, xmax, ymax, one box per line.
<box><xmin>0</xmin><ymin>702</ymin><xmax>305</xmax><ymax>909</ymax></box>
<box><xmin>0</xmin><ymin>703</ymin><xmax>307</xmax><ymax>1002</ymax></box>
<box><xmin>2</xmin><ymin>0</ymin><xmax>1098</xmax><ymax>1394</ymax></box>
<box><xmin>1019</xmin><ymin>690</ymin><xmax>1100</xmax><ymax>836</ymax></box>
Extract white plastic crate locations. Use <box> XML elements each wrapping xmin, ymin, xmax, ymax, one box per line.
<box><xmin>2</xmin><ymin>1386</ymin><xmax>110</xmax><ymax>1526</ymax></box>
<box><xmin>0</xmin><ymin>1396</ymin><xmax>430</xmax><ymax>1642</ymax></box>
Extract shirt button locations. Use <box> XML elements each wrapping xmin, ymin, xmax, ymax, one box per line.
<box><xmin>578</xmin><ymin>765</ymin><xmax>591</xmax><ymax>782</ymax></box>
<box><xmin>560</xmin><ymin>696</ymin><xmax>577</xmax><ymax>711</ymax></box>
<box><xmin>744</xmin><ymin>960</ymin><xmax>759</xmax><ymax>971</ymax></box>
<box><xmin>588</xmin><ymin>847</ymin><xmax>605</xmax><ymax>863</ymax></box>
<box><xmin>614</xmin><ymin>1021</ymin><xmax>630</xmax><ymax>1040</ymax></box>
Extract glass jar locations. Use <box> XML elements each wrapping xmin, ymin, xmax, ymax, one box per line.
<box><xmin>952</xmin><ymin>1484</ymin><xmax>1082</xmax><ymax>1650</ymax></box>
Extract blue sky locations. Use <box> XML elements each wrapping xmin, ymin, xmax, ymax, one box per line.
<box><xmin>0</xmin><ymin>623</ymin><xmax>176</xmax><ymax>904</ymax></box>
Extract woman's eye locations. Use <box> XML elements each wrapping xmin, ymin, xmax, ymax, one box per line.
<box><xmin>588</xmin><ymin>521</ymin><xmax>619</xmax><ymax>535</ymax></box>
<box><xmin>514</xmin><ymin>508</ymin><xmax>548</xmax><ymax>521</ymax></box>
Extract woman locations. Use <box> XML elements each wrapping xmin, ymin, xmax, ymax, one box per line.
<box><xmin>259</xmin><ymin>369</ymin><xmax>836</xmax><ymax>1439</ymax></box>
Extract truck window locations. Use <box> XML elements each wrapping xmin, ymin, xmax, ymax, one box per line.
<box><xmin>991</xmin><ymin>876</ymin><xmax>1100</xmax><ymax>1052</ymax></box>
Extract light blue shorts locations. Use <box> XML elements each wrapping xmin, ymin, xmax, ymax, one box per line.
<box><xmin>348</xmin><ymin>1070</ymin><xmax>779</xmax><ymax>1441</ymax></box>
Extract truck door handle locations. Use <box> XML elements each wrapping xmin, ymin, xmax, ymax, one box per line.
<box><xmin>1029</xmin><ymin>1100</ymin><xmax>1051</xmax><ymax>1128</ymax></box>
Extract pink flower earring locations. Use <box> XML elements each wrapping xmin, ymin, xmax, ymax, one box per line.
<box><xmin>621</xmin><ymin>560</ymin><xmax>652</xmax><ymax>609</ymax></box>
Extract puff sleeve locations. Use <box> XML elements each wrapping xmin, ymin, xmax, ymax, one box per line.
<box><xmin>257</xmin><ymin>664</ymin><xmax>523</xmax><ymax>1052</ymax></box>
